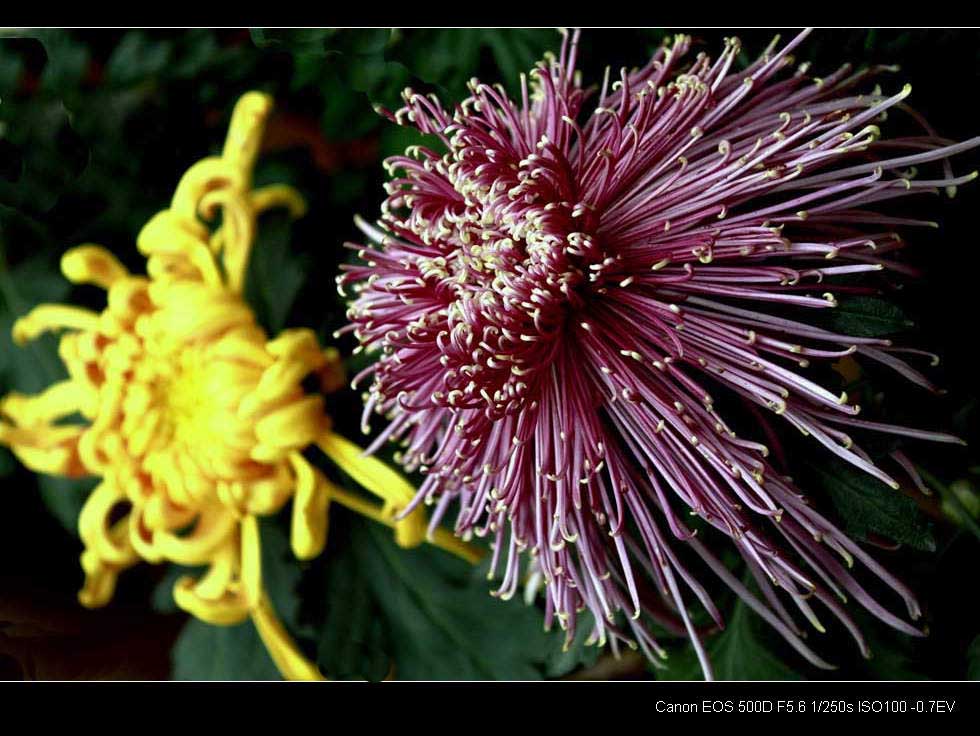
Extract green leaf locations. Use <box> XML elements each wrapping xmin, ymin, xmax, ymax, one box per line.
<box><xmin>36</xmin><ymin>475</ymin><xmax>95</xmax><ymax>536</ymax></box>
<box><xmin>657</xmin><ymin>598</ymin><xmax>800</xmax><ymax>681</ymax></box>
<box><xmin>315</xmin><ymin>539</ymin><xmax>391</xmax><ymax>681</ymax></box>
<box><xmin>711</xmin><ymin>602</ymin><xmax>801</xmax><ymax>680</ymax></box>
<box><xmin>543</xmin><ymin>611</ymin><xmax>601</xmax><ymax>677</ymax></box>
<box><xmin>171</xmin><ymin>617</ymin><xmax>281</xmax><ymax>681</ymax></box>
<box><xmin>822</xmin><ymin>296</ymin><xmax>913</xmax><ymax>338</ymax></box>
<box><xmin>320</xmin><ymin>518</ymin><xmax>554</xmax><ymax>680</ymax></box>
<box><xmin>808</xmin><ymin>457</ymin><xmax>936</xmax><ymax>552</ymax></box>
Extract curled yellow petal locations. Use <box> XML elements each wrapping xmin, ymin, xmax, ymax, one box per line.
<box><xmin>128</xmin><ymin>509</ymin><xmax>165</xmax><ymax>564</ymax></box>
<box><xmin>193</xmin><ymin>539</ymin><xmax>238</xmax><ymax>600</ymax></box>
<box><xmin>137</xmin><ymin>210</ymin><xmax>223</xmax><ymax>287</ymax></box>
<box><xmin>254</xmin><ymin>395</ymin><xmax>328</xmax><ymax>457</ymax></box>
<box><xmin>222</xmin><ymin>91</ymin><xmax>273</xmax><ymax>181</ymax></box>
<box><xmin>202</xmin><ymin>189</ymin><xmax>256</xmax><ymax>293</ymax></box>
<box><xmin>318</xmin><ymin>431</ymin><xmax>416</xmax><ymax>506</ymax></box>
<box><xmin>0</xmin><ymin>423</ymin><xmax>85</xmax><ymax>477</ymax></box>
<box><xmin>173</xmin><ymin>576</ymin><xmax>250</xmax><ymax>626</ymax></box>
<box><xmin>0</xmin><ymin>381</ymin><xmax>84</xmax><ymax>426</ymax></box>
<box><xmin>289</xmin><ymin>453</ymin><xmax>329</xmax><ymax>560</ymax></box>
<box><xmin>106</xmin><ymin>277</ymin><xmax>152</xmax><ymax>323</ymax></box>
<box><xmin>78</xmin><ymin>548</ymin><xmax>121</xmax><ymax>608</ymax></box>
<box><xmin>153</xmin><ymin>506</ymin><xmax>237</xmax><ymax>566</ymax></box>
<box><xmin>241</xmin><ymin>466</ymin><xmax>295</xmax><ymax>516</ymax></box>
<box><xmin>252</xmin><ymin>359</ymin><xmax>319</xmax><ymax>407</ymax></box>
<box><xmin>13</xmin><ymin>305</ymin><xmax>101</xmax><ymax>344</ymax></box>
<box><xmin>252</xmin><ymin>184</ymin><xmax>307</xmax><ymax>219</ymax></box>
<box><xmin>78</xmin><ymin>482</ymin><xmax>138</xmax><ymax>566</ymax></box>
<box><xmin>151</xmin><ymin>283</ymin><xmax>255</xmax><ymax>343</ymax></box>
<box><xmin>61</xmin><ymin>245</ymin><xmax>129</xmax><ymax>288</ymax></box>
<box><xmin>207</xmin><ymin>329</ymin><xmax>274</xmax><ymax>369</ymax></box>
<box><xmin>169</xmin><ymin>158</ymin><xmax>244</xmax><ymax>223</ymax></box>
<box><xmin>266</xmin><ymin>328</ymin><xmax>323</xmax><ymax>361</ymax></box>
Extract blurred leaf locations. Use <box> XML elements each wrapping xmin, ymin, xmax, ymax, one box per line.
<box><xmin>36</xmin><ymin>475</ymin><xmax>94</xmax><ymax>536</ymax></box>
<box><xmin>0</xmin><ymin>45</ymin><xmax>22</xmax><ymax>93</ymax></box>
<box><xmin>172</xmin><ymin>617</ymin><xmax>280</xmax><ymax>681</ymax></box>
<box><xmin>388</xmin><ymin>29</ymin><xmax>554</xmax><ymax>100</ymax></box>
<box><xmin>34</xmin><ymin>31</ymin><xmax>89</xmax><ymax>95</ymax></box>
<box><xmin>808</xmin><ymin>457</ymin><xmax>936</xmax><ymax>552</ymax></box>
<box><xmin>378</xmin><ymin>124</ymin><xmax>443</xmax><ymax>161</ymax></box>
<box><xmin>250</xmin><ymin>29</ymin><xmax>342</xmax><ymax>55</ymax></box>
<box><xmin>243</xmin><ymin>210</ymin><xmax>307</xmax><ymax>335</ymax></box>
<box><xmin>103</xmin><ymin>32</ymin><xmax>173</xmax><ymax>87</ymax></box>
<box><xmin>168</xmin><ymin>31</ymin><xmax>223</xmax><ymax>80</ymax></box>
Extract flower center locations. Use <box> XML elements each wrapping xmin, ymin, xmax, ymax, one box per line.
<box><xmin>116</xmin><ymin>334</ymin><xmax>264</xmax><ymax>502</ymax></box>
<box><xmin>396</xmin><ymin>152</ymin><xmax>614</xmax><ymax>419</ymax></box>
<box><xmin>165</xmin><ymin>351</ymin><xmax>218</xmax><ymax>442</ymax></box>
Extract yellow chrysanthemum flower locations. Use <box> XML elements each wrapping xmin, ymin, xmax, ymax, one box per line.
<box><xmin>0</xmin><ymin>91</ymin><xmax>480</xmax><ymax>680</ymax></box>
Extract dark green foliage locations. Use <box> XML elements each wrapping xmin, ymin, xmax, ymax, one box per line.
<box><xmin>823</xmin><ymin>297</ymin><xmax>914</xmax><ymax>338</ymax></box>
<box><xmin>656</xmin><ymin>596</ymin><xmax>801</xmax><ymax>681</ymax></box>
<box><xmin>311</xmin><ymin>518</ymin><xmax>566</xmax><ymax>680</ymax></box>
<box><xmin>172</xmin><ymin>617</ymin><xmax>281</xmax><ymax>681</ymax></box>
<box><xmin>809</xmin><ymin>458</ymin><xmax>937</xmax><ymax>552</ymax></box>
<box><xmin>244</xmin><ymin>210</ymin><xmax>308</xmax><ymax>335</ymax></box>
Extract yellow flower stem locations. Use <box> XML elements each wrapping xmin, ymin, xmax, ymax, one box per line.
<box><xmin>324</xmin><ymin>480</ymin><xmax>485</xmax><ymax>565</ymax></box>
<box><xmin>250</xmin><ymin>588</ymin><xmax>325</xmax><ymax>681</ymax></box>
<box><xmin>429</xmin><ymin>527</ymin><xmax>486</xmax><ymax>566</ymax></box>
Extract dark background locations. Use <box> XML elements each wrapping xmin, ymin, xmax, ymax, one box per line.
<box><xmin>0</xmin><ymin>28</ymin><xmax>978</xmax><ymax>681</ymax></box>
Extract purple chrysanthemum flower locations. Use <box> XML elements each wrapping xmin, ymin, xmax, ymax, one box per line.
<box><xmin>338</xmin><ymin>29</ymin><xmax>978</xmax><ymax>678</ymax></box>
